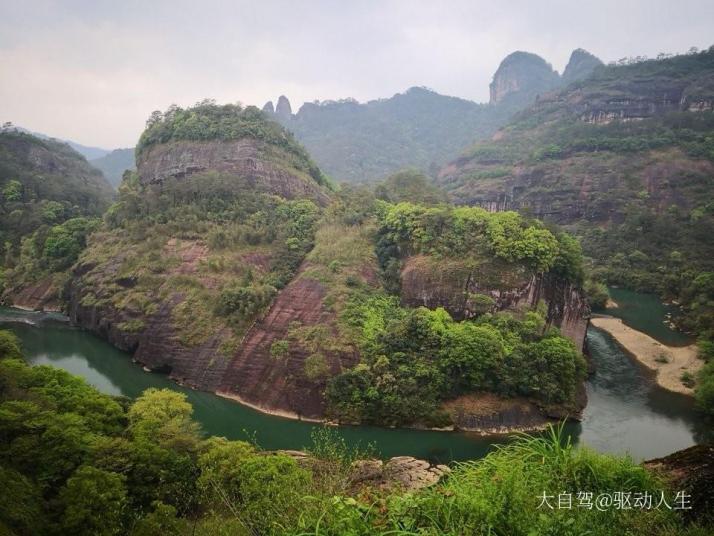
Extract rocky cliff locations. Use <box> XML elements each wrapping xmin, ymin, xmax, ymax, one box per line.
<box><xmin>136</xmin><ymin>138</ymin><xmax>330</xmax><ymax>205</ymax></box>
<box><xmin>439</xmin><ymin>49</ymin><xmax>714</xmax><ymax>224</ymax></box>
<box><xmin>275</xmin><ymin>95</ymin><xmax>293</xmax><ymax>119</ymax></box>
<box><xmin>400</xmin><ymin>254</ymin><xmax>589</xmax><ymax>349</ymax></box>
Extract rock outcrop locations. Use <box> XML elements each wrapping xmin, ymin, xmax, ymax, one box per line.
<box><xmin>645</xmin><ymin>444</ymin><xmax>714</xmax><ymax>524</ymax></box>
<box><xmin>275</xmin><ymin>95</ymin><xmax>293</xmax><ymax>119</ymax></box>
<box><xmin>278</xmin><ymin>450</ymin><xmax>450</xmax><ymax>491</ymax></box>
<box><xmin>400</xmin><ymin>255</ymin><xmax>590</xmax><ymax>349</ymax></box>
<box><xmin>562</xmin><ymin>48</ymin><xmax>604</xmax><ymax>84</ymax></box>
<box><xmin>136</xmin><ymin>139</ymin><xmax>330</xmax><ymax>205</ymax></box>
<box><xmin>489</xmin><ymin>51</ymin><xmax>561</xmax><ymax>107</ymax></box>
<box><xmin>218</xmin><ymin>262</ymin><xmax>359</xmax><ymax>419</ymax></box>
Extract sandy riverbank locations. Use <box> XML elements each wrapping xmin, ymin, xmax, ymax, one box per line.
<box><xmin>590</xmin><ymin>317</ymin><xmax>702</xmax><ymax>395</ymax></box>
<box><xmin>215</xmin><ymin>390</ymin><xmax>325</xmax><ymax>423</ymax></box>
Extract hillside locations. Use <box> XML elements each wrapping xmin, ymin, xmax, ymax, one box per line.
<box><xmin>0</xmin><ymin>130</ymin><xmax>114</xmax><ymax>307</ymax></box>
<box><xmin>437</xmin><ymin>47</ymin><xmax>714</xmax><ymax>350</ymax></box>
<box><xmin>90</xmin><ymin>148</ymin><xmax>135</xmax><ymax>188</ymax></box>
<box><xmin>267</xmin><ymin>88</ymin><xmax>511</xmax><ymax>183</ymax></box>
<box><xmin>59</xmin><ymin>102</ymin><xmax>590</xmax><ymax>427</ymax></box>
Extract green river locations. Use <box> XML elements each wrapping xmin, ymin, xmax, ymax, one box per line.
<box><xmin>1</xmin><ymin>289</ymin><xmax>711</xmax><ymax>463</ymax></box>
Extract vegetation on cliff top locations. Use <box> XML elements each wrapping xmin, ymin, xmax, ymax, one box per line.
<box><xmin>0</xmin><ymin>330</ymin><xmax>709</xmax><ymax>536</ymax></box>
<box><xmin>310</xmin><ymin>197</ymin><xmax>588</xmax><ymax>426</ymax></box>
<box><xmin>135</xmin><ymin>101</ymin><xmax>331</xmax><ymax>188</ymax></box>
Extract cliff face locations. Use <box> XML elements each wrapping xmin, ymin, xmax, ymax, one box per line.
<box><xmin>136</xmin><ymin>139</ymin><xmax>330</xmax><ymax>205</ymax></box>
<box><xmin>439</xmin><ymin>50</ymin><xmax>714</xmax><ymax>224</ymax></box>
<box><xmin>400</xmin><ymin>255</ymin><xmax>590</xmax><ymax>349</ymax></box>
<box><xmin>218</xmin><ymin>261</ymin><xmax>359</xmax><ymax>418</ymax></box>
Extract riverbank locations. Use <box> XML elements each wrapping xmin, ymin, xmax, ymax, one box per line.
<box><xmin>590</xmin><ymin>317</ymin><xmax>702</xmax><ymax>395</ymax></box>
<box><xmin>217</xmin><ymin>389</ymin><xmax>559</xmax><ymax>435</ymax></box>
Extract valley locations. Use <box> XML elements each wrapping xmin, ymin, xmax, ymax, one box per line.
<box><xmin>1</xmin><ymin>21</ymin><xmax>713</xmax><ymax>534</ymax></box>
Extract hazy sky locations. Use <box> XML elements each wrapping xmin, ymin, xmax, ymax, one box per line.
<box><xmin>2</xmin><ymin>0</ymin><xmax>713</xmax><ymax>148</ymax></box>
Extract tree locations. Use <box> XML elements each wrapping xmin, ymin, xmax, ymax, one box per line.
<box><xmin>0</xmin><ymin>330</ymin><xmax>22</xmax><ymax>360</ymax></box>
<box><xmin>128</xmin><ymin>388</ymin><xmax>201</xmax><ymax>452</ymax></box>
<box><xmin>1</xmin><ymin>180</ymin><xmax>22</xmax><ymax>203</ymax></box>
<box><xmin>58</xmin><ymin>465</ymin><xmax>128</xmax><ymax>536</ymax></box>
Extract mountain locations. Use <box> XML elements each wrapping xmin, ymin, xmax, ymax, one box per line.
<box><xmin>437</xmin><ymin>47</ymin><xmax>714</xmax><ymax>341</ymax></box>
<box><xmin>266</xmin><ymin>88</ymin><xmax>512</xmax><ymax>183</ymax></box>
<box><xmin>562</xmin><ymin>48</ymin><xmax>604</xmax><ymax>84</ymax></box>
<box><xmin>10</xmin><ymin>126</ymin><xmax>112</xmax><ymax>160</ymax></box>
<box><xmin>0</xmin><ymin>129</ymin><xmax>114</xmax><ymax>307</ymax></box>
<box><xmin>264</xmin><ymin>49</ymin><xmax>602</xmax><ymax>184</ymax></box>
<box><xmin>58</xmin><ymin>101</ymin><xmax>589</xmax><ymax>426</ymax></box>
<box><xmin>488</xmin><ymin>51</ymin><xmax>561</xmax><ymax>107</ymax></box>
<box><xmin>90</xmin><ymin>148</ymin><xmax>136</xmax><ymax>188</ymax></box>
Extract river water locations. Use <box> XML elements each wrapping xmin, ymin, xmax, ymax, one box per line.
<box><xmin>1</xmin><ymin>290</ymin><xmax>710</xmax><ymax>462</ymax></box>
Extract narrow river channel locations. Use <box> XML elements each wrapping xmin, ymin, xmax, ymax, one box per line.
<box><xmin>1</xmin><ymin>289</ymin><xmax>710</xmax><ymax>463</ymax></box>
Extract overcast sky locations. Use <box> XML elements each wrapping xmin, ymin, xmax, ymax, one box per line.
<box><xmin>1</xmin><ymin>0</ymin><xmax>713</xmax><ymax>148</ymax></box>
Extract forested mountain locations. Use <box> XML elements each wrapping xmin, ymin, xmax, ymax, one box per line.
<box><xmin>0</xmin><ymin>130</ymin><xmax>114</xmax><ymax>307</ymax></box>
<box><xmin>90</xmin><ymin>148</ymin><xmax>135</xmax><ymax>188</ymax></box>
<box><xmin>437</xmin><ymin>47</ymin><xmax>714</xmax><ymax>355</ymax></box>
<box><xmin>264</xmin><ymin>49</ymin><xmax>603</xmax><ymax>183</ymax></box>
<box><xmin>34</xmin><ymin>101</ymin><xmax>589</xmax><ymax>430</ymax></box>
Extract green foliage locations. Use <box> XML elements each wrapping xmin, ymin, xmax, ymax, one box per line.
<box><xmin>328</xmin><ymin>306</ymin><xmax>586</xmax><ymax>426</ymax></box>
<box><xmin>0</xmin><ymin>131</ymin><xmax>112</xmax><ymax>278</ymax></box>
<box><xmin>0</xmin><ymin>330</ymin><xmax>22</xmax><ymax>360</ymax></box>
<box><xmin>378</xmin><ymin>202</ymin><xmax>567</xmax><ymax>275</ymax></box>
<box><xmin>304</xmin><ymin>353</ymin><xmax>330</xmax><ymax>381</ymax></box>
<box><xmin>695</xmin><ymin>360</ymin><xmax>714</xmax><ymax>415</ymax></box>
<box><xmin>270</xmin><ymin>339</ymin><xmax>289</xmax><ymax>359</ymax></box>
<box><xmin>374</xmin><ymin>169</ymin><xmax>448</xmax><ymax>206</ymax></box>
<box><xmin>58</xmin><ymin>465</ymin><xmax>128</xmax><ymax>536</ymax></box>
<box><xmin>216</xmin><ymin>283</ymin><xmax>276</xmax><ymax>319</ymax></box>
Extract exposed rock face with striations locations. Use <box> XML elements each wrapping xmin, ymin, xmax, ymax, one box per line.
<box><xmin>400</xmin><ymin>254</ymin><xmax>590</xmax><ymax>349</ymax></box>
<box><xmin>136</xmin><ymin>139</ymin><xmax>330</xmax><ymax>205</ymax></box>
<box><xmin>439</xmin><ymin>50</ymin><xmax>714</xmax><ymax>223</ymax></box>
<box><xmin>217</xmin><ymin>262</ymin><xmax>359</xmax><ymax>419</ymax></box>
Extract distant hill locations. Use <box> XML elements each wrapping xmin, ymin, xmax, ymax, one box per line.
<box><xmin>0</xmin><ymin>129</ymin><xmax>115</xmax><ymax>307</ymax></box>
<box><xmin>267</xmin><ymin>87</ymin><xmax>511</xmax><ymax>183</ymax></box>
<box><xmin>90</xmin><ymin>148</ymin><xmax>135</xmax><ymax>188</ymax></box>
<box><xmin>264</xmin><ymin>49</ymin><xmax>602</xmax><ymax>183</ymax></box>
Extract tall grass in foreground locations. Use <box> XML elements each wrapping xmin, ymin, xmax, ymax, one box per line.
<box><xmin>284</xmin><ymin>424</ymin><xmax>700</xmax><ymax>536</ymax></box>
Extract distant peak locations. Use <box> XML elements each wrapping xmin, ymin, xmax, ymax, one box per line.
<box><xmin>562</xmin><ymin>48</ymin><xmax>604</xmax><ymax>83</ymax></box>
<box><xmin>489</xmin><ymin>51</ymin><xmax>559</xmax><ymax>106</ymax></box>
<box><xmin>275</xmin><ymin>95</ymin><xmax>292</xmax><ymax>118</ymax></box>
<box><xmin>262</xmin><ymin>101</ymin><xmax>275</xmax><ymax>114</ymax></box>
